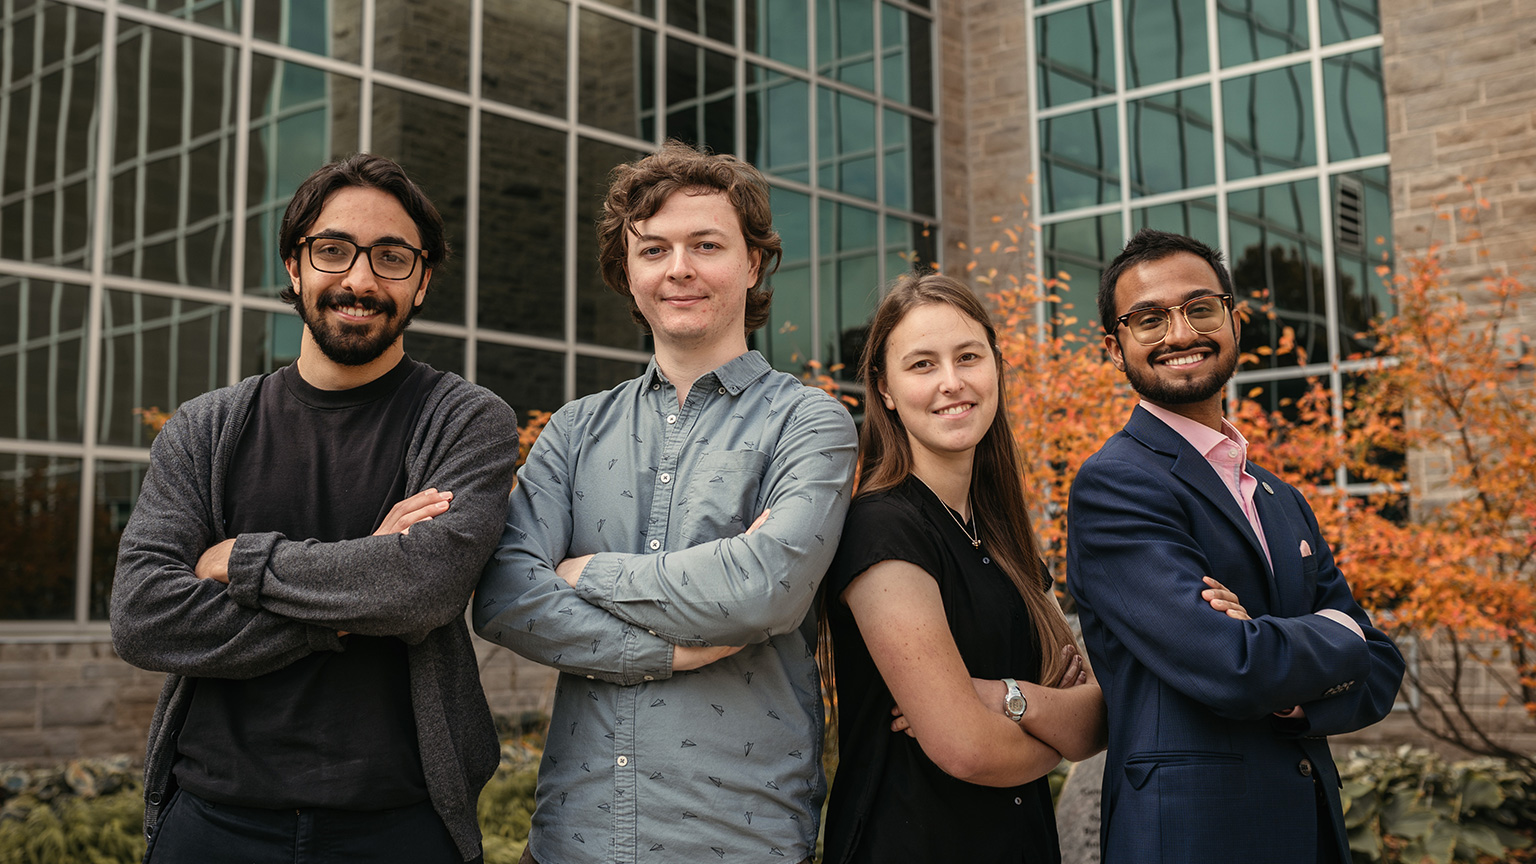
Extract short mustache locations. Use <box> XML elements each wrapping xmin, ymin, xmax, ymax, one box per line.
<box><xmin>1149</xmin><ymin>338</ymin><xmax>1221</xmax><ymax>363</ymax></box>
<box><xmin>317</xmin><ymin>289</ymin><xmax>396</xmax><ymax>316</ymax></box>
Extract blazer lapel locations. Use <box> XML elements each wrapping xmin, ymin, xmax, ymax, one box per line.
<box><xmin>1249</xmin><ymin>472</ymin><xmax>1308</xmax><ymax>615</ymax></box>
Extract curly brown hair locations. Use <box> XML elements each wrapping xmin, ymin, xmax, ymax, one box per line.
<box><xmin>597</xmin><ymin>141</ymin><xmax>782</xmax><ymax>335</ymax></box>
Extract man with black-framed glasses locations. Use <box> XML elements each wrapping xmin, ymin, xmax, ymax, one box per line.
<box><xmin>112</xmin><ymin>153</ymin><xmax>518</xmax><ymax>863</ymax></box>
<box><xmin>1065</xmin><ymin>229</ymin><xmax>1403</xmax><ymax>863</ymax></box>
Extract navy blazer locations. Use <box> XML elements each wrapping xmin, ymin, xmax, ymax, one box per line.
<box><xmin>1067</xmin><ymin>407</ymin><xmax>1404</xmax><ymax>863</ymax></box>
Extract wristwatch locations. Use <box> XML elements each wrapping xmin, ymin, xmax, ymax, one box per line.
<box><xmin>1002</xmin><ymin>677</ymin><xmax>1027</xmax><ymax>722</ymax></box>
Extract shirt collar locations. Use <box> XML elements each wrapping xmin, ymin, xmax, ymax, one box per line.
<box><xmin>643</xmin><ymin>350</ymin><xmax>773</xmax><ymax>396</ymax></box>
<box><xmin>1139</xmin><ymin>400</ymin><xmax>1249</xmax><ymax>459</ymax></box>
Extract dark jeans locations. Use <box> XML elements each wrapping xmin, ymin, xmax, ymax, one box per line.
<box><xmin>520</xmin><ymin>845</ymin><xmax>809</xmax><ymax>864</ymax></box>
<box><xmin>146</xmin><ymin>789</ymin><xmax>474</xmax><ymax>864</ymax></box>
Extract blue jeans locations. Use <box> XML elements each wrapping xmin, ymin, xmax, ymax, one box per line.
<box><xmin>145</xmin><ymin>789</ymin><xmax>475</xmax><ymax>864</ymax></box>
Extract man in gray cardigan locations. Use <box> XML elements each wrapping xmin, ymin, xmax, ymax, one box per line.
<box><xmin>111</xmin><ymin>154</ymin><xmax>518</xmax><ymax>863</ymax></box>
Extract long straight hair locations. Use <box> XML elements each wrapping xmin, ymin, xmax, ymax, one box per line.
<box><xmin>852</xmin><ymin>272</ymin><xmax>1075</xmax><ymax>684</ymax></box>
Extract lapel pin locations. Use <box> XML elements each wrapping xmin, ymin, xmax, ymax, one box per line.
<box><xmin>1262</xmin><ymin>482</ymin><xmax>1274</xmax><ymax>495</ymax></box>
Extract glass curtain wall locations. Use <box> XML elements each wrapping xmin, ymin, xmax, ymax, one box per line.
<box><xmin>0</xmin><ymin>0</ymin><xmax>938</xmax><ymax>629</ymax></box>
<box><xmin>1032</xmin><ymin>0</ymin><xmax>1390</xmax><ymax>479</ymax></box>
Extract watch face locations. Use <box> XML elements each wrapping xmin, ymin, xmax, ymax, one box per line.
<box><xmin>1007</xmin><ymin>694</ymin><xmax>1025</xmax><ymax>715</ymax></box>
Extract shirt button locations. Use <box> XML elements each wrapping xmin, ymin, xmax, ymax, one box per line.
<box><xmin>717</xmin><ymin>386</ymin><xmax>726</xmax><ymax>394</ymax></box>
<box><xmin>1227</xmin><ymin>449</ymin><xmax>1239</xmax><ymax>458</ymax></box>
<box><xmin>1014</xmin><ymin>797</ymin><xmax>1022</xmax><ymax>805</ymax></box>
<box><xmin>616</xmin><ymin>755</ymin><xmax>629</xmax><ymax>767</ymax></box>
<box><xmin>648</xmin><ymin>539</ymin><xmax>661</xmax><ymax>551</ymax></box>
<box><xmin>666</xmin><ymin>413</ymin><xmax>678</xmax><ymax>424</ymax></box>
<box><xmin>651</xmin><ymin>382</ymin><xmax>660</xmax><ymax>390</ymax></box>
<box><xmin>643</xmin><ymin>675</ymin><xmax>654</xmax><ymax>681</ymax></box>
<box><xmin>585</xmin><ymin>674</ymin><xmax>595</xmax><ymax>680</ymax></box>
<box><xmin>659</xmin><ymin>473</ymin><xmax>671</xmax><ymax>484</ymax></box>
<box><xmin>982</xmin><ymin>557</ymin><xmax>991</xmax><ymax>565</ymax></box>
<box><xmin>1298</xmin><ymin>759</ymin><xmax>1313</xmax><ymax>777</ymax></box>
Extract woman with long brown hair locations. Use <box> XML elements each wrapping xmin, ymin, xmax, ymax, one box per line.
<box><xmin>819</xmin><ymin>272</ymin><xmax>1104</xmax><ymax>863</ymax></box>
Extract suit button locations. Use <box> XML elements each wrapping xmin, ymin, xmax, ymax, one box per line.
<box><xmin>1298</xmin><ymin>759</ymin><xmax>1313</xmax><ymax>777</ymax></box>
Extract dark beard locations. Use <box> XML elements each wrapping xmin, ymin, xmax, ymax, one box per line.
<box><xmin>296</xmin><ymin>280</ymin><xmax>411</xmax><ymax>367</ymax></box>
<box><xmin>1122</xmin><ymin>340</ymin><xmax>1236</xmax><ymax>405</ymax></box>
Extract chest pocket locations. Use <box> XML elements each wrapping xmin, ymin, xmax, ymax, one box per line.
<box><xmin>677</xmin><ymin>449</ymin><xmax>769</xmax><ymax>545</ymax></box>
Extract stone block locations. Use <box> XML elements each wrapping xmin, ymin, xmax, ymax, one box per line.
<box><xmin>0</xmin><ymin>644</ymin><xmax>51</xmax><ymax>663</ymax></box>
<box><xmin>1057</xmin><ymin>750</ymin><xmax>1105</xmax><ymax>864</ymax></box>
<box><xmin>1483</xmin><ymin>70</ymin><xmax>1536</xmax><ymax>101</ymax></box>
<box><xmin>0</xmin><ymin>683</ymin><xmax>36</xmax><ymax>729</ymax></box>
<box><xmin>39</xmin><ymin>684</ymin><xmax>113</xmax><ymax>726</ymax></box>
<box><xmin>1385</xmin><ymin>54</ymin><xmax>1445</xmax><ymax>94</ymax></box>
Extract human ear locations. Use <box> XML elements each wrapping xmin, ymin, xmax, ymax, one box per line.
<box><xmin>284</xmin><ymin>256</ymin><xmax>302</xmax><ymax>293</ymax></box>
<box><xmin>1103</xmin><ymin>333</ymin><xmax>1125</xmax><ymax>371</ymax></box>
<box><xmin>877</xmin><ymin>378</ymin><xmax>895</xmax><ymax>410</ymax></box>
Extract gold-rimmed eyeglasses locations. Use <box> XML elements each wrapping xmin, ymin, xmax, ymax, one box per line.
<box><xmin>1114</xmin><ymin>294</ymin><xmax>1234</xmax><ymax>345</ymax></box>
<box><xmin>299</xmin><ymin>236</ymin><xmax>425</xmax><ymax>281</ymax></box>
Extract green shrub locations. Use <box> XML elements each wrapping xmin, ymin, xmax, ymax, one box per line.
<box><xmin>0</xmin><ymin>758</ymin><xmax>145</xmax><ymax>864</ymax></box>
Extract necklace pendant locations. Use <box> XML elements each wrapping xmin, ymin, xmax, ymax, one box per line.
<box><xmin>971</xmin><ymin>539</ymin><xmax>981</xmax><ymax>548</ymax></box>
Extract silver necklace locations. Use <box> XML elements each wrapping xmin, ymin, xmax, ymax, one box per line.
<box><xmin>914</xmin><ymin>475</ymin><xmax>981</xmax><ymax>548</ymax></box>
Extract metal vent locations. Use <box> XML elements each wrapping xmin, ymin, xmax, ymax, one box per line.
<box><xmin>1336</xmin><ymin>177</ymin><xmax>1364</xmax><ymax>254</ymax></box>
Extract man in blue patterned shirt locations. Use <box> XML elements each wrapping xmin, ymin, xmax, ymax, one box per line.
<box><xmin>475</xmin><ymin>142</ymin><xmax>857</xmax><ymax>864</ymax></box>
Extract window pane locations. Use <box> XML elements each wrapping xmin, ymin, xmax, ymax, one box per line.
<box><xmin>1132</xmin><ymin>197</ymin><xmax>1220</xmax><ymax>248</ymax></box>
<box><xmin>580</xmin><ymin>10</ymin><xmax>654</xmax><ymax>140</ymax></box>
<box><xmin>120</xmin><ymin>0</ymin><xmax>239</xmax><ymax>31</ymax></box>
<box><xmin>0</xmin><ymin>278</ymin><xmax>88</xmax><ymax>443</ymax></box>
<box><xmin>253</xmin><ymin>0</ymin><xmax>363</xmax><ymax>63</ymax></box>
<box><xmin>480</xmin><ymin>115</ymin><xmax>566</xmax><ymax>339</ymax></box>
<box><xmin>240</xmin><ymin>309</ymin><xmax>302</xmax><ymax>376</ymax></box>
<box><xmin>0</xmin><ymin>454</ymin><xmax>79</xmax><ymax>620</ymax></box>
<box><xmin>666</xmin><ymin>38</ymin><xmax>735</xmax><ymax>154</ymax></box>
<box><xmin>575</xmin><ymin>138</ymin><xmax>649</xmax><ymax>351</ymax></box>
<box><xmin>1040</xmin><ymin>106</ymin><xmax>1120</xmax><ymax>213</ymax></box>
<box><xmin>1319</xmin><ymin>0</ymin><xmax>1380</xmax><ymax>45</ymax></box>
<box><xmin>747</xmin><ymin>0</ymin><xmax>808</xmax><ymax>68</ymax></box>
<box><xmin>576</xmin><ymin>355</ymin><xmax>648</xmax><ymax>401</ymax></box>
<box><xmin>745</xmin><ymin>66</ymin><xmax>810</xmax><ymax>183</ymax></box>
<box><xmin>1218</xmin><ymin>0</ymin><xmax>1308</xmax><ymax>67</ymax></box>
<box><xmin>1222</xmin><ymin>65</ymin><xmax>1315</xmax><ymax>181</ymax></box>
<box><xmin>1124</xmin><ymin>0</ymin><xmax>1208</xmax><ymax>89</ymax></box>
<box><xmin>372</xmin><ymin>87</ymin><xmax>469</xmax><ymax>326</ymax></box>
<box><xmin>881</xmin><ymin>4</ymin><xmax>932</xmax><ymax>111</ymax></box>
<box><xmin>92</xmin><ymin>459</ymin><xmax>149</xmax><ymax>621</ymax></box>
<box><xmin>109</xmin><ymin>24</ymin><xmax>237</xmax><ymax>289</ymax></box>
<box><xmin>0</xmin><ymin>2</ymin><xmax>101</xmax><ymax>270</ymax></box>
<box><xmin>478</xmin><ymin>342</ymin><xmax>565</xmax><ymax>418</ymax></box>
<box><xmin>1037</xmin><ymin>1</ymin><xmax>1115</xmax><ymax>109</ymax></box>
<box><xmin>484</xmin><ymin>0</ymin><xmax>568</xmax><ymax>117</ymax></box>
<box><xmin>1043</xmin><ymin>215</ymin><xmax>1122</xmax><ymax>336</ymax></box>
<box><xmin>885</xmin><ymin>215</ymin><xmax>938</xmax><ymax>282</ymax></box>
<box><xmin>1334</xmin><ymin>167</ymin><xmax>1392</xmax><ymax>358</ymax></box>
<box><xmin>407</xmin><ymin>332</ymin><xmax>465</xmax><ymax>378</ymax></box>
<box><xmin>669</xmin><ymin>0</ymin><xmax>733</xmax><ymax>45</ymax></box>
<box><xmin>595</xmin><ymin>0</ymin><xmax>656</xmax><ymax>16</ymax></box>
<box><xmin>883</xmin><ymin>110</ymin><xmax>935</xmax><ymax>216</ymax></box>
<box><xmin>818</xmin><ymin>0</ymin><xmax>876</xmax><ymax>92</ymax></box>
<box><xmin>1324</xmin><ymin>49</ymin><xmax>1387</xmax><ymax>162</ymax></box>
<box><xmin>1228</xmin><ymin>179</ymin><xmax>1325</xmax><ymax>371</ymax></box>
<box><xmin>98</xmin><ymin>291</ymin><xmax>229</xmax><ymax>448</ymax></box>
<box><xmin>373</xmin><ymin>0</ymin><xmax>469</xmax><ymax>92</ymax></box>
<box><xmin>244</xmin><ymin>59</ymin><xmax>360</xmax><ymax>298</ymax></box>
<box><xmin>761</xmin><ymin>188</ymin><xmax>812</xmax><ymax>372</ymax></box>
<box><xmin>818</xmin><ymin>90</ymin><xmax>878</xmax><ymax>201</ymax></box>
<box><xmin>1129</xmin><ymin>86</ymin><xmax>1214</xmax><ymax>197</ymax></box>
<box><xmin>818</xmin><ymin>200</ymin><xmax>878</xmax><ymax>373</ymax></box>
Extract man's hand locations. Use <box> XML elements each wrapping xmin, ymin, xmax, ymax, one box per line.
<box><xmin>374</xmin><ymin>488</ymin><xmax>453</xmax><ymax>536</ymax></box>
<box><xmin>674</xmin><ymin>644</ymin><xmax>744</xmax><ymax>671</ymax></box>
<box><xmin>194</xmin><ymin>538</ymin><xmax>236</xmax><ymax>583</ymax></box>
<box><xmin>555</xmin><ymin>554</ymin><xmax>594</xmax><ymax>588</ymax></box>
<box><xmin>1201</xmin><ymin>576</ymin><xmax>1251</xmax><ymax>620</ymax></box>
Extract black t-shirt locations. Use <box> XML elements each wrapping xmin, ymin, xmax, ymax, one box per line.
<box><xmin>173</xmin><ymin>355</ymin><xmax>445</xmax><ymax>810</ymax></box>
<box><xmin>823</xmin><ymin>477</ymin><xmax>1060</xmax><ymax>864</ymax></box>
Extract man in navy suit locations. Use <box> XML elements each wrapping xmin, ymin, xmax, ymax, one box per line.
<box><xmin>1067</xmin><ymin>229</ymin><xmax>1404</xmax><ymax>863</ymax></box>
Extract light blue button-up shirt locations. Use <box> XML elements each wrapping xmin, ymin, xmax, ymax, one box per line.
<box><xmin>476</xmin><ymin>351</ymin><xmax>857</xmax><ymax>864</ymax></box>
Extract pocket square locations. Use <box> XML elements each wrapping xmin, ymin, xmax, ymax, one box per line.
<box><xmin>1299</xmin><ymin>540</ymin><xmax>1313</xmax><ymax>557</ymax></box>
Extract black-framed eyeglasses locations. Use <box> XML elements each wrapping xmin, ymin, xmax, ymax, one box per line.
<box><xmin>299</xmin><ymin>236</ymin><xmax>425</xmax><ymax>281</ymax></box>
<box><xmin>1114</xmin><ymin>293</ymin><xmax>1234</xmax><ymax>345</ymax></box>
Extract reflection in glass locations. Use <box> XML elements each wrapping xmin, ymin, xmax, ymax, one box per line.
<box><xmin>666</xmin><ymin>38</ymin><xmax>735</xmax><ymax>154</ymax></box>
<box><xmin>762</xmin><ymin>188</ymin><xmax>812</xmax><ymax>372</ymax></box>
<box><xmin>594</xmin><ymin>0</ymin><xmax>657</xmax><ymax>16</ymax></box>
<box><xmin>670</xmin><ymin>0</ymin><xmax>733</xmax><ymax>44</ymax></box>
<box><xmin>98</xmin><ymin>291</ymin><xmax>228</xmax><ymax>447</ymax></box>
<box><xmin>1319</xmin><ymin>0</ymin><xmax>1380</xmax><ymax>45</ymax></box>
<box><xmin>483</xmin><ymin>0</ymin><xmax>568</xmax><ymax>117</ymax></box>
<box><xmin>745</xmin><ymin>66</ymin><xmax>811</xmax><ymax>183</ymax></box>
<box><xmin>478</xmin><ymin>341</ymin><xmax>565</xmax><ymax>418</ymax></box>
<box><xmin>884</xmin><ymin>110</ymin><xmax>936</xmax><ymax>215</ymax></box>
<box><xmin>817</xmin><ymin>0</ymin><xmax>875</xmax><ymax>91</ymax></box>
<box><xmin>1324</xmin><ymin>50</ymin><xmax>1386</xmax><ymax>162</ymax></box>
<box><xmin>818</xmin><ymin>90</ymin><xmax>878</xmax><ymax>201</ymax></box>
<box><xmin>1228</xmin><ymin>179</ymin><xmax>1325</xmax><ymax>371</ymax></box>
<box><xmin>1218</xmin><ymin>0</ymin><xmax>1307</xmax><ymax>67</ymax></box>
<box><xmin>93</xmin><ymin>460</ymin><xmax>150</xmax><ymax>620</ymax></box>
<box><xmin>1043</xmin><ymin>215</ymin><xmax>1122</xmax><ymax>337</ymax></box>
<box><xmin>0</xmin><ymin>279</ymin><xmax>88</xmax><ymax>443</ymax></box>
<box><xmin>1040</xmin><ymin>106</ymin><xmax>1119</xmax><ymax>213</ymax></box>
<box><xmin>373</xmin><ymin>0</ymin><xmax>469</xmax><ymax>92</ymax></box>
<box><xmin>881</xmin><ymin>4</ymin><xmax>932</xmax><ymax>111</ymax></box>
<box><xmin>1239</xmin><ymin>378</ymin><xmax>1325</xmax><ymax>443</ymax></box>
<box><xmin>581</xmin><ymin>10</ymin><xmax>652</xmax><ymax>140</ymax></box>
<box><xmin>372</xmin><ymin>86</ymin><xmax>469</xmax><ymax>326</ymax></box>
<box><xmin>0</xmin><ymin>454</ymin><xmax>80</xmax><ymax>620</ymax></box>
<box><xmin>818</xmin><ymin>200</ymin><xmax>879</xmax><ymax>374</ymax></box>
<box><xmin>1132</xmin><ymin>198</ymin><xmax>1220</xmax><ymax>249</ymax></box>
<box><xmin>1129</xmin><ymin>86</ymin><xmax>1214</xmax><ymax>197</ymax></box>
<box><xmin>1124</xmin><ymin>0</ymin><xmax>1208</xmax><ymax>88</ymax></box>
<box><xmin>480</xmin><ymin>116</ymin><xmax>566</xmax><ymax>339</ymax></box>
<box><xmin>240</xmin><ymin>309</ymin><xmax>303</xmax><ymax>376</ymax></box>
<box><xmin>577</xmin><ymin>355</ymin><xmax>649</xmax><ymax>402</ymax></box>
<box><xmin>245</xmin><ymin>59</ymin><xmax>359</xmax><ymax>297</ymax></box>
<box><xmin>1223</xmin><ymin>65</ymin><xmax>1315</xmax><ymax>181</ymax></box>
<box><xmin>0</xmin><ymin>2</ymin><xmax>101</xmax><ymax>270</ymax></box>
<box><xmin>748</xmin><ymin>0</ymin><xmax>808</xmax><ymax>67</ymax></box>
<box><xmin>253</xmin><ymin>0</ymin><xmax>362</xmax><ymax>63</ymax></box>
<box><xmin>576</xmin><ymin>138</ymin><xmax>649</xmax><ymax>351</ymax></box>
<box><xmin>1334</xmin><ymin>167</ymin><xmax>1392</xmax><ymax>358</ymax></box>
<box><xmin>109</xmin><ymin>24</ymin><xmax>237</xmax><ymax>289</ymax></box>
<box><xmin>120</xmin><ymin>0</ymin><xmax>239</xmax><ymax>31</ymax></box>
<box><xmin>885</xmin><ymin>216</ymin><xmax>938</xmax><ymax>284</ymax></box>
<box><xmin>1037</xmin><ymin>2</ymin><xmax>1114</xmax><ymax>109</ymax></box>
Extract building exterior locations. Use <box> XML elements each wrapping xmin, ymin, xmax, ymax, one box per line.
<box><xmin>1</xmin><ymin>0</ymin><xmax>1532</xmax><ymax>763</ymax></box>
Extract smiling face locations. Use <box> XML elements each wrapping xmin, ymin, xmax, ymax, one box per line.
<box><xmin>625</xmin><ymin>190</ymin><xmax>760</xmax><ymax>364</ymax></box>
<box><xmin>284</xmin><ymin>186</ymin><xmax>430</xmax><ymax>382</ymax></box>
<box><xmin>1104</xmin><ymin>251</ymin><xmax>1238</xmax><ymax>425</ymax></box>
<box><xmin>877</xmin><ymin>302</ymin><xmax>1000</xmax><ymax>475</ymax></box>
